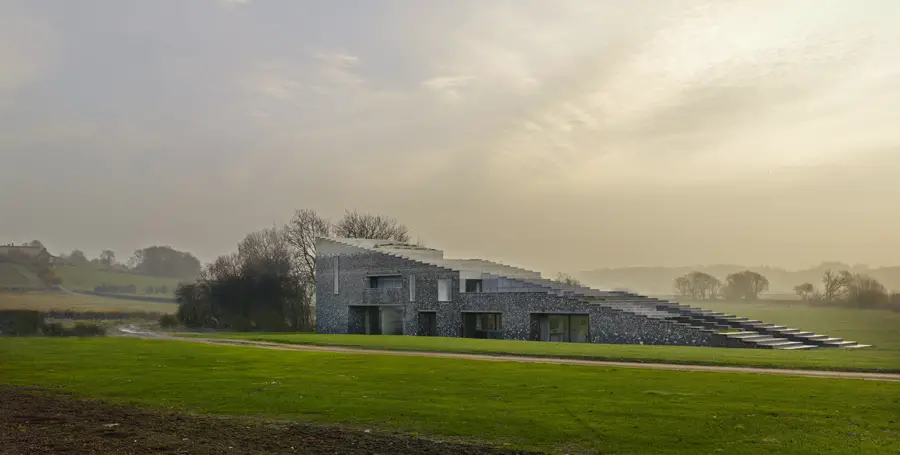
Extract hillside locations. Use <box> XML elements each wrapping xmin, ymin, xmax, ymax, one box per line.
<box><xmin>578</xmin><ymin>263</ymin><xmax>900</xmax><ymax>295</ymax></box>
<box><xmin>0</xmin><ymin>264</ymin><xmax>45</xmax><ymax>289</ymax></box>
<box><xmin>55</xmin><ymin>266</ymin><xmax>185</xmax><ymax>296</ymax></box>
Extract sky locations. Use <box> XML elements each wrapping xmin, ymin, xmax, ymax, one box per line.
<box><xmin>2</xmin><ymin>0</ymin><xmax>899</xmax><ymax>274</ymax></box>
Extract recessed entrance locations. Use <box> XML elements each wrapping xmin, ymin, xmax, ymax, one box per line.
<box><xmin>536</xmin><ymin>314</ymin><xmax>589</xmax><ymax>342</ymax></box>
<box><xmin>462</xmin><ymin>312</ymin><xmax>503</xmax><ymax>339</ymax></box>
<box><xmin>349</xmin><ymin>306</ymin><xmax>403</xmax><ymax>335</ymax></box>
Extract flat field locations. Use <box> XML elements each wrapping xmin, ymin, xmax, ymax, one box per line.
<box><xmin>1</xmin><ymin>338</ymin><xmax>898</xmax><ymax>454</ymax></box>
<box><xmin>55</xmin><ymin>265</ymin><xmax>182</xmax><ymax>295</ymax></box>
<box><xmin>0</xmin><ymin>292</ymin><xmax>178</xmax><ymax>314</ymax></box>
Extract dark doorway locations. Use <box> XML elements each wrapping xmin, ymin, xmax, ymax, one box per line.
<box><xmin>462</xmin><ymin>312</ymin><xmax>503</xmax><ymax>339</ymax></box>
<box><xmin>348</xmin><ymin>306</ymin><xmax>403</xmax><ymax>335</ymax></box>
<box><xmin>418</xmin><ymin>311</ymin><xmax>437</xmax><ymax>336</ymax></box>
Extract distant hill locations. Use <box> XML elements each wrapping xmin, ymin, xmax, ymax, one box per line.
<box><xmin>577</xmin><ymin>262</ymin><xmax>900</xmax><ymax>296</ymax></box>
<box><xmin>0</xmin><ymin>263</ymin><xmax>45</xmax><ymax>289</ymax></box>
<box><xmin>55</xmin><ymin>265</ymin><xmax>185</xmax><ymax>296</ymax></box>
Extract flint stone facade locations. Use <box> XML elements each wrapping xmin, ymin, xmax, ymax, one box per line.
<box><xmin>316</xmin><ymin>238</ymin><xmax>723</xmax><ymax>347</ymax></box>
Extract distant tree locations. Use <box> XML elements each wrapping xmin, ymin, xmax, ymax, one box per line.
<box><xmin>794</xmin><ymin>283</ymin><xmax>815</xmax><ymax>300</ymax></box>
<box><xmin>554</xmin><ymin>273</ymin><xmax>583</xmax><ymax>287</ymax></box>
<box><xmin>722</xmin><ymin>271</ymin><xmax>769</xmax><ymax>301</ymax></box>
<box><xmin>130</xmin><ymin>246</ymin><xmax>201</xmax><ymax>279</ymax></box>
<box><xmin>27</xmin><ymin>240</ymin><xmax>44</xmax><ymax>249</ymax></box>
<box><xmin>847</xmin><ymin>273</ymin><xmax>889</xmax><ymax>309</ymax></box>
<box><xmin>99</xmin><ymin>250</ymin><xmax>116</xmax><ymax>268</ymax></box>
<box><xmin>674</xmin><ymin>272</ymin><xmax>720</xmax><ymax>300</ymax></box>
<box><xmin>333</xmin><ymin>210</ymin><xmax>410</xmax><ymax>242</ymax></box>
<box><xmin>822</xmin><ymin>270</ymin><xmax>853</xmax><ymax>302</ymax></box>
<box><xmin>69</xmin><ymin>250</ymin><xmax>89</xmax><ymax>266</ymax></box>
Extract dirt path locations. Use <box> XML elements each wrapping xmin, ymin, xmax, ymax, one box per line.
<box><xmin>119</xmin><ymin>329</ymin><xmax>900</xmax><ymax>382</ymax></box>
<box><xmin>0</xmin><ymin>385</ymin><xmax>541</xmax><ymax>455</ymax></box>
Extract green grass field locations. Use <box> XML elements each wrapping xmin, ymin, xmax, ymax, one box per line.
<box><xmin>188</xmin><ymin>333</ymin><xmax>900</xmax><ymax>372</ymax></box>
<box><xmin>695</xmin><ymin>300</ymin><xmax>900</xmax><ymax>350</ymax></box>
<box><xmin>0</xmin><ymin>291</ymin><xmax>178</xmax><ymax>314</ymax></box>
<box><xmin>1</xmin><ymin>338</ymin><xmax>898</xmax><ymax>454</ymax></box>
<box><xmin>0</xmin><ymin>263</ymin><xmax>45</xmax><ymax>289</ymax></box>
<box><xmin>55</xmin><ymin>265</ymin><xmax>183</xmax><ymax>295</ymax></box>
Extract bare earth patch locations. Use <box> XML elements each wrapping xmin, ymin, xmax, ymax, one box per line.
<box><xmin>0</xmin><ymin>385</ymin><xmax>542</xmax><ymax>455</ymax></box>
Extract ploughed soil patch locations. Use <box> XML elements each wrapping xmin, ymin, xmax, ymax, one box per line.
<box><xmin>0</xmin><ymin>385</ymin><xmax>542</xmax><ymax>455</ymax></box>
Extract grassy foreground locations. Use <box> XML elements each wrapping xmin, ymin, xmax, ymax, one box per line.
<box><xmin>0</xmin><ymin>292</ymin><xmax>178</xmax><ymax>314</ymax></box>
<box><xmin>1</xmin><ymin>337</ymin><xmax>898</xmax><ymax>454</ymax></box>
<box><xmin>185</xmin><ymin>333</ymin><xmax>900</xmax><ymax>373</ymax></box>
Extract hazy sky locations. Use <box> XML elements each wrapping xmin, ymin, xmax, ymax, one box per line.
<box><xmin>2</xmin><ymin>0</ymin><xmax>899</xmax><ymax>273</ymax></box>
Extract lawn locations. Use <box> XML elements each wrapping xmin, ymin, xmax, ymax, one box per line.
<box><xmin>0</xmin><ymin>263</ymin><xmax>44</xmax><ymax>289</ymax></box>
<box><xmin>0</xmin><ymin>291</ymin><xmax>178</xmax><ymax>314</ymax></box>
<box><xmin>695</xmin><ymin>300</ymin><xmax>900</xmax><ymax>350</ymax></box>
<box><xmin>2</xmin><ymin>338</ymin><xmax>899</xmax><ymax>454</ymax></box>
<box><xmin>187</xmin><ymin>333</ymin><xmax>900</xmax><ymax>373</ymax></box>
<box><xmin>55</xmin><ymin>265</ymin><xmax>183</xmax><ymax>296</ymax></box>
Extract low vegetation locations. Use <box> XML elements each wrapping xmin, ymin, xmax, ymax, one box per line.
<box><xmin>0</xmin><ymin>310</ymin><xmax>105</xmax><ymax>337</ymax></box>
<box><xmin>1</xmin><ymin>338</ymin><xmax>898</xmax><ymax>454</ymax></box>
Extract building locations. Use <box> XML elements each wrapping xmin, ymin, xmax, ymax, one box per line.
<box><xmin>315</xmin><ymin>237</ymin><xmax>866</xmax><ymax>349</ymax></box>
<box><xmin>0</xmin><ymin>245</ymin><xmax>55</xmax><ymax>268</ymax></box>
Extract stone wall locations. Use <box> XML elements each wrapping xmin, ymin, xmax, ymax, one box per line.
<box><xmin>316</xmin><ymin>239</ymin><xmax>723</xmax><ymax>347</ymax></box>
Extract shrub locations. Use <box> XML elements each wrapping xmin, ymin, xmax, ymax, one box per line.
<box><xmin>42</xmin><ymin>322</ymin><xmax>67</xmax><ymax>337</ymax></box>
<box><xmin>0</xmin><ymin>310</ymin><xmax>44</xmax><ymax>336</ymax></box>
<box><xmin>71</xmin><ymin>322</ymin><xmax>106</xmax><ymax>337</ymax></box>
<box><xmin>159</xmin><ymin>314</ymin><xmax>179</xmax><ymax>328</ymax></box>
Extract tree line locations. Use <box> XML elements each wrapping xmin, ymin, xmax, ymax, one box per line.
<box><xmin>794</xmin><ymin>270</ymin><xmax>900</xmax><ymax>311</ymax></box>
<box><xmin>674</xmin><ymin>270</ymin><xmax>770</xmax><ymax>301</ymax></box>
<box><xmin>58</xmin><ymin>245</ymin><xmax>202</xmax><ymax>279</ymax></box>
<box><xmin>174</xmin><ymin>209</ymin><xmax>411</xmax><ymax>331</ymax></box>
<box><xmin>674</xmin><ymin>269</ymin><xmax>900</xmax><ymax>312</ymax></box>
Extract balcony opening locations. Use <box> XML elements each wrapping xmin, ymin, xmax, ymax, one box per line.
<box><xmin>368</xmin><ymin>275</ymin><xmax>402</xmax><ymax>289</ymax></box>
<box><xmin>464</xmin><ymin>279</ymin><xmax>483</xmax><ymax>293</ymax></box>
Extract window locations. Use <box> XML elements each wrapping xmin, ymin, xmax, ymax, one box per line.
<box><xmin>437</xmin><ymin>278</ymin><xmax>451</xmax><ymax>302</ymax></box>
<box><xmin>465</xmin><ymin>279</ymin><xmax>483</xmax><ymax>293</ymax></box>
<box><xmin>333</xmin><ymin>257</ymin><xmax>340</xmax><ymax>294</ymax></box>
<box><xmin>409</xmin><ymin>274</ymin><xmax>416</xmax><ymax>302</ymax></box>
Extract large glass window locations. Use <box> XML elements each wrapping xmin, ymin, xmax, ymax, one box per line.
<box><xmin>465</xmin><ymin>279</ymin><xmax>483</xmax><ymax>293</ymax></box>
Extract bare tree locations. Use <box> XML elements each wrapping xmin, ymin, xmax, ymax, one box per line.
<box><xmin>285</xmin><ymin>209</ymin><xmax>333</xmax><ymax>288</ymax></box>
<box><xmin>99</xmin><ymin>250</ymin><xmax>116</xmax><ymax>268</ymax></box>
<box><xmin>675</xmin><ymin>272</ymin><xmax>720</xmax><ymax>300</ymax></box>
<box><xmin>333</xmin><ymin>210</ymin><xmax>410</xmax><ymax>242</ymax></box>
<box><xmin>722</xmin><ymin>271</ymin><xmax>769</xmax><ymax>301</ymax></box>
<box><xmin>822</xmin><ymin>270</ymin><xmax>852</xmax><ymax>302</ymax></box>
<box><xmin>238</xmin><ymin>226</ymin><xmax>293</xmax><ymax>277</ymax></box>
<box><xmin>794</xmin><ymin>282</ymin><xmax>815</xmax><ymax>300</ymax></box>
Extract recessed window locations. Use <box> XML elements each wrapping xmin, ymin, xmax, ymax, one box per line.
<box><xmin>437</xmin><ymin>278</ymin><xmax>451</xmax><ymax>302</ymax></box>
<box><xmin>409</xmin><ymin>274</ymin><xmax>416</xmax><ymax>302</ymax></box>
<box><xmin>333</xmin><ymin>257</ymin><xmax>340</xmax><ymax>295</ymax></box>
<box><xmin>465</xmin><ymin>279</ymin><xmax>483</xmax><ymax>293</ymax></box>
